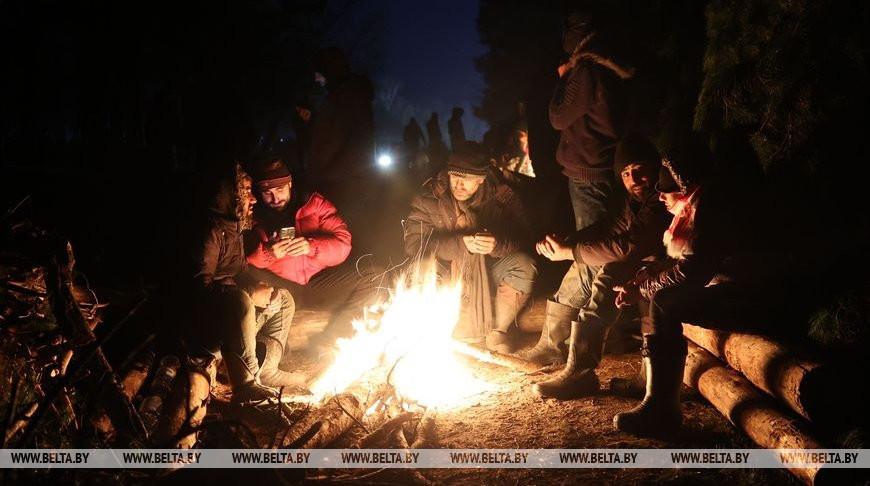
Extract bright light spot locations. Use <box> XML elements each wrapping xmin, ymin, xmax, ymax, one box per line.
<box><xmin>307</xmin><ymin>264</ymin><xmax>496</xmax><ymax>409</ymax></box>
<box><xmin>377</xmin><ymin>153</ymin><xmax>393</xmax><ymax>168</ymax></box>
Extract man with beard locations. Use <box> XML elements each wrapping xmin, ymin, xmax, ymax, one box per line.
<box><xmin>245</xmin><ymin>157</ymin><xmax>383</xmax><ymax>357</ymax></box>
<box><xmin>187</xmin><ymin>162</ymin><xmax>296</xmax><ymax>403</ymax></box>
<box><xmin>528</xmin><ymin>134</ymin><xmax>672</xmax><ymax>399</ymax></box>
<box><xmin>403</xmin><ymin>141</ymin><xmax>537</xmax><ymax>353</ymax></box>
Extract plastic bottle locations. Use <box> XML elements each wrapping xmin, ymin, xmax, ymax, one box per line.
<box><xmin>138</xmin><ymin>395</ymin><xmax>163</xmax><ymax>432</ymax></box>
<box><xmin>149</xmin><ymin>355</ymin><xmax>181</xmax><ymax>396</ymax></box>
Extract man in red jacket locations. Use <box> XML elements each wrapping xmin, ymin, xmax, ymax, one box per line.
<box><xmin>245</xmin><ymin>157</ymin><xmax>384</xmax><ymax>356</ymax></box>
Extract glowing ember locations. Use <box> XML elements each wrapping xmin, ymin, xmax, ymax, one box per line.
<box><xmin>307</xmin><ymin>265</ymin><xmax>495</xmax><ymax>409</ymax></box>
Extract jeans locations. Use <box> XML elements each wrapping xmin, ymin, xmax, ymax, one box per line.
<box><xmin>555</xmin><ymin>178</ymin><xmax>616</xmax><ymax>309</ymax></box>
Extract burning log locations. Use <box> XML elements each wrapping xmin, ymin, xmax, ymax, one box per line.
<box><xmin>451</xmin><ymin>341</ymin><xmax>540</xmax><ymax>373</ymax></box>
<box><xmin>684</xmin><ymin>341</ymin><xmax>824</xmax><ymax>486</ymax></box>
<box><xmin>351</xmin><ymin>411</ymin><xmax>417</xmax><ymax>449</ymax></box>
<box><xmin>682</xmin><ymin>324</ymin><xmax>833</xmax><ymax>426</ymax></box>
<box><xmin>282</xmin><ymin>384</ymin><xmax>393</xmax><ymax>449</ymax></box>
<box><xmin>120</xmin><ymin>349</ymin><xmax>155</xmax><ymax>401</ymax></box>
<box><xmin>410</xmin><ymin>409</ymin><xmax>438</xmax><ymax>449</ymax></box>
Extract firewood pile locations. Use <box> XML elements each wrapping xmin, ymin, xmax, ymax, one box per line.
<box><xmin>1</xmin><ymin>218</ymin><xmax>148</xmax><ymax>448</ymax></box>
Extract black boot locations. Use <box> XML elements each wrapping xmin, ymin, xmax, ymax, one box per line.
<box><xmin>532</xmin><ymin>320</ymin><xmax>606</xmax><ymax>399</ymax></box>
<box><xmin>612</xmin><ymin>335</ymin><xmax>687</xmax><ymax>437</ymax></box>
<box><xmin>485</xmin><ymin>284</ymin><xmax>530</xmax><ymax>354</ymax></box>
<box><xmin>609</xmin><ymin>358</ymin><xmax>647</xmax><ymax>398</ymax></box>
<box><xmin>522</xmin><ymin>300</ymin><xmax>576</xmax><ymax>365</ymax></box>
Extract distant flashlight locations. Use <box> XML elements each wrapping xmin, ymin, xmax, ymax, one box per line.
<box><xmin>377</xmin><ymin>153</ymin><xmax>393</xmax><ymax>168</ymax></box>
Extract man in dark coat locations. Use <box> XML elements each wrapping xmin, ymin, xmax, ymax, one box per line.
<box><xmin>528</xmin><ymin>134</ymin><xmax>672</xmax><ymax>398</ymax></box>
<box><xmin>404</xmin><ymin>142</ymin><xmax>537</xmax><ymax>353</ymax></box>
<box><xmin>187</xmin><ymin>163</ymin><xmax>296</xmax><ymax>403</ymax></box>
<box><xmin>307</xmin><ymin>47</ymin><xmax>375</xmax><ymax>222</ymax></box>
<box><xmin>447</xmin><ymin>106</ymin><xmax>466</xmax><ymax>150</ymax></box>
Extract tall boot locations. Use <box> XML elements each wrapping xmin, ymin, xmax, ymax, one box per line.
<box><xmin>258</xmin><ymin>338</ymin><xmax>308</xmax><ymax>388</ymax></box>
<box><xmin>612</xmin><ymin>335</ymin><xmax>687</xmax><ymax>437</ymax></box>
<box><xmin>485</xmin><ymin>284</ymin><xmax>530</xmax><ymax>354</ymax></box>
<box><xmin>533</xmin><ymin>319</ymin><xmax>606</xmax><ymax>399</ymax></box>
<box><xmin>522</xmin><ymin>299</ymin><xmax>576</xmax><ymax>365</ymax></box>
<box><xmin>609</xmin><ymin>358</ymin><xmax>647</xmax><ymax>398</ymax></box>
<box><xmin>223</xmin><ymin>353</ymin><xmax>276</xmax><ymax>404</ymax></box>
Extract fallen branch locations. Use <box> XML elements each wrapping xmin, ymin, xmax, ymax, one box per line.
<box><xmin>450</xmin><ymin>341</ymin><xmax>540</xmax><ymax>373</ymax></box>
<box><xmin>351</xmin><ymin>411</ymin><xmax>417</xmax><ymax>449</ymax></box>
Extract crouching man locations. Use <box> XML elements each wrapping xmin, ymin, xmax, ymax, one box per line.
<box><xmin>186</xmin><ymin>163</ymin><xmax>299</xmax><ymax>404</ymax></box>
<box><xmin>244</xmin><ymin>157</ymin><xmax>384</xmax><ymax>355</ymax></box>
<box><xmin>403</xmin><ymin>141</ymin><xmax>537</xmax><ymax>352</ymax></box>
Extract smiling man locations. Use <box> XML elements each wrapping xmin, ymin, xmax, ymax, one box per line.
<box><xmin>528</xmin><ymin>134</ymin><xmax>673</xmax><ymax>399</ymax></box>
<box><xmin>404</xmin><ymin>142</ymin><xmax>537</xmax><ymax>352</ymax></box>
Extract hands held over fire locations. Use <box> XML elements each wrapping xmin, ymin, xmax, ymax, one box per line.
<box><xmin>462</xmin><ymin>233</ymin><xmax>497</xmax><ymax>255</ymax></box>
<box><xmin>270</xmin><ymin>236</ymin><xmax>311</xmax><ymax>258</ymax></box>
<box><xmin>536</xmin><ymin>234</ymin><xmax>573</xmax><ymax>261</ymax></box>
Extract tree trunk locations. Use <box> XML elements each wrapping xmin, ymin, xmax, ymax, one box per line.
<box><xmin>683</xmin><ymin>341</ymin><xmax>823</xmax><ymax>486</ymax></box>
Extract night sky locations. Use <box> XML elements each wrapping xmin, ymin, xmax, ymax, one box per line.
<box><xmin>378</xmin><ymin>0</ymin><xmax>487</xmax><ymax>140</ymax></box>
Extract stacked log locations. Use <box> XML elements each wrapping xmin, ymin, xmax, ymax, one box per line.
<box><xmin>682</xmin><ymin>324</ymin><xmax>834</xmax><ymax>426</ymax></box>
<box><xmin>683</xmin><ymin>341</ymin><xmax>824</xmax><ymax>485</ymax></box>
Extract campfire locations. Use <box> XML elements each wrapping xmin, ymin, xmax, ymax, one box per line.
<box><xmin>308</xmin><ymin>264</ymin><xmax>497</xmax><ymax>409</ymax></box>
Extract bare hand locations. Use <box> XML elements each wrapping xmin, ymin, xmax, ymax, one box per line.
<box><xmin>613</xmin><ymin>282</ymin><xmax>641</xmax><ymax>308</ymax></box>
<box><xmin>285</xmin><ymin>237</ymin><xmax>311</xmax><ymax>257</ymax></box>
<box><xmin>537</xmin><ymin>235</ymin><xmax>573</xmax><ymax>261</ymax></box>
<box><xmin>557</xmin><ymin>60</ymin><xmax>576</xmax><ymax>78</ymax></box>
<box><xmin>462</xmin><ymin>234</ymin><xmax>497</xmax><ymax>255</ymax></box>
<box><xmin>250</xmin><ymin>282</ymin><xmax>274</xmax><ymax>308</ymax></box>
<box><xmin>271</xmin><ymin>238</ymin><xmax>294</xmax><ymax>259</ymax></box>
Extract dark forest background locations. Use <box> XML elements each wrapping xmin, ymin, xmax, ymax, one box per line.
<box><xmin>2</xmin><ymin>0</ymin><xmax>869</xmax><ymax>357</ymax></box>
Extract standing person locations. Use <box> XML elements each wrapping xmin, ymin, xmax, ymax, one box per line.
<box><xmin>528</xmin><ymin>135</ymin><xmax>671</xmax><ymax>398</ymax></box>
<box><xmin>306</xmin><ymin>47</ymin><xmax>375</xmax><ymax>224</ymax></box>
<box><xmin>426</xmin><ymin>112</ymin><xmax>449</xmax><ymax>173</ymax></box>
<box><xmin>403</xmin><ymin>117</ymin><xmax>429</xmax><ymax>179</ymax></box>
<box><xmin>447</xmin><ymin>106</ymin><xmax>466</xmax><ymax>150</ymax></box>
<box><xmin>187</xmin><ymin>162</ymin><xmax>299</xmax><ymax>403</ymax></box>
<box><xmin>546</xmin><ymin>11</ymin><xmax>634</xmax><ymax>349</ymax></box>
<box><xmin>404</xmin><ymin>142</ymin><xmax>537</xmax><ymax>352</ymax></box>
<box><xmin>244</xmin><ymin>157</ymin><xmax>384</xmax><ymax>353</ymax></box>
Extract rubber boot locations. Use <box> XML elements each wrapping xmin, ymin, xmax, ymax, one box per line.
<box><xmin>258</xmin><ymin>338</ymin><xmax>308</xmax><ymax>388</ymax></box>
<box><xmin>533</xmin><ymin>320</ymin><xmax>605</xmax><ymax>399</ymax></box>
<box><xmin>612</xmin><ymin>335</ymin><xmax>687</xmax><ymax>437</ymax></box>
<box><xmin>609</xmin><ymin>358</ymin><xmax>647</xmax><ymax>398</ymax></box>
<box><xmin>522</xmin><ymin>299</ymin><xmax>576</xmax><ymax>365</ymax></box>
<box><xmin>224</xmin><ymin>353</ymin><xmax>275</xmax><ymax>405</ymax></box>
<box><xmin>485</xmin><ymin>284</ymin><xmax>530</xmax><ymax>354</ymax></box>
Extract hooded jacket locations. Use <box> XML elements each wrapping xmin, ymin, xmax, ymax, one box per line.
<box><xmin>550</xmin><ymin>32</ymin><xmax>633</xmax><ymax>182</ymax></box>
<box><xmin>192</xmin><ymin>166</ymin><xmax>254</xmax><ymax>292</ymax></box>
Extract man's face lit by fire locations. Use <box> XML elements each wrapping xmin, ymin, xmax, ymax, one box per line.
<box><xmin>659</xmin><ymin>190</ymin><xmax>686</xmax><ymax>215</ymax></box>
<box><xmin>449</xmin><ymin>172</ymin><xmax>486</xmax><ymax>202</ymax></box>
<box><xmin>620</xmin><ymin>163</ymin><xmax>656</xmax><ymax>201</ymax></box>
<box><xmin>240</xmin><ymin>177</ymin><xmax>256</xmax><ymax>219</ymax></box>
<box><xmin>259</xmin><ymin>181</ymin><xmax>292</xmax><ymax>211</ymax></box>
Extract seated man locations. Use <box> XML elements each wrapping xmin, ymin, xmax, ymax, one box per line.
<box><xmin>187</xmin><ymin>162</ymin><xmax>298</xmax><ymax>403</ymax></box>
<box><xmin>244</xmin><ymin>157</ymin><xmax>383</xmax><ymax>355</ymax></box>
<box><xmin>403</xmin><ymin>141</ymin><xmax>537</xmax><ymax>353</ymax></box>
<box><xmin>611</xmin><ymin>139</ymin><xmax>778</xmax><ymax>437</ymax></box>
<box><xmin>529</xmin><ymin>135</ymin><xmax>672</xmax><ymax>398</ymax></box>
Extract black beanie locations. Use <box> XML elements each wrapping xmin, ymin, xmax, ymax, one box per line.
<box><xmin>251</xmin><ymin>157</ymin><xmax>292</xmax><ymax>190</ymax></box>
<box><xmin>614</xmin><ymin>133</ymin><xmax>661</xmax><ymax>175</ymax></box>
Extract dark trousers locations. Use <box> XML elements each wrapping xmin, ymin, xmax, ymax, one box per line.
<box><xmin>279</xmin><ymin>259</ymin><xmax>387</xmax><ymax>341</ymax></box>
<box><xmin>645</xmin><ymin>281</ymin><xmax>775</xmax><ymax>344</ymax></box>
